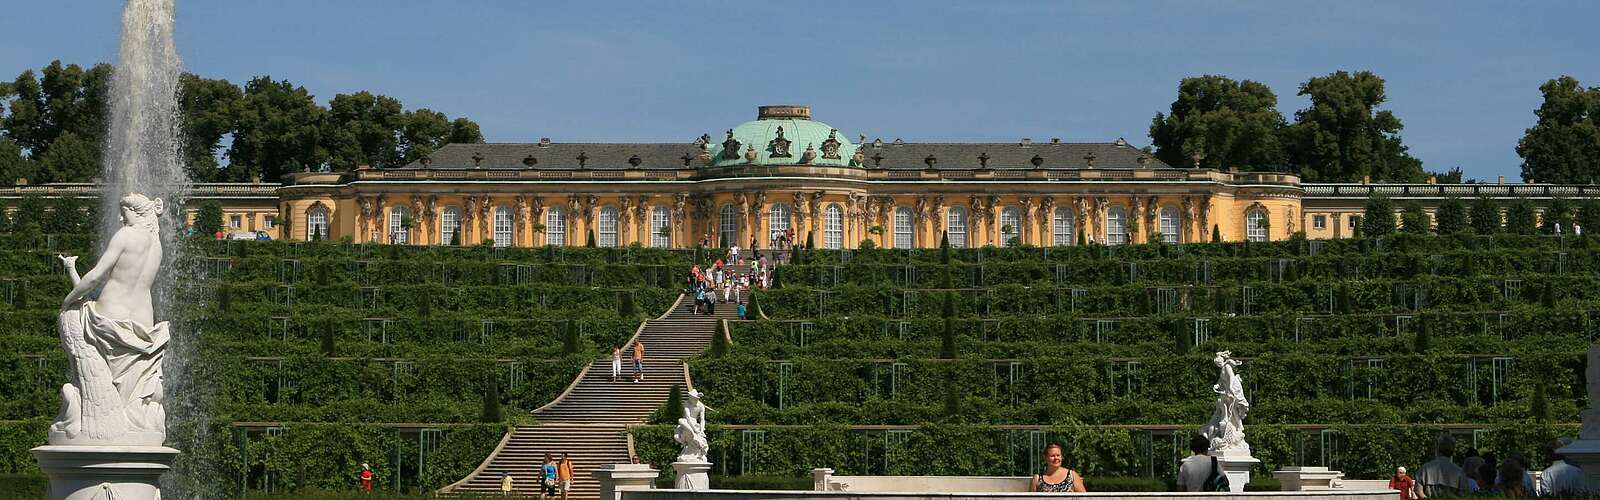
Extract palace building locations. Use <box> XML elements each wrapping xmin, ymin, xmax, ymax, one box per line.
<box><xmin>6</xmin><ymin>105</ymin><xmax>1600</xmax><ymax>246</ymax></box>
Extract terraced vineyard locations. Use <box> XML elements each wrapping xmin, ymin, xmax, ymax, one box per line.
<box><xmin>643</xmin><ymin>235</ymin><xmax>1591</xmax><ymax>486</ymax></box>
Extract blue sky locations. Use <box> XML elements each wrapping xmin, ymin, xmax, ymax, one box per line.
<box><xmin>3</xmin><ymin>1</ymin><xmax>1596</xmax><ymax>181</ymax></box>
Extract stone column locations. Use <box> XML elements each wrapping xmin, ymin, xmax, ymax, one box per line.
<box><xmin>592</xmin><ymin>463</ymin><xmax>659</xmax><ymax>500</ymax></box>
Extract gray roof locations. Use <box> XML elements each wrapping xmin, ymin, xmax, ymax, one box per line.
<box><xmin>402</xmin><ymin>140</ymin><xmax>1167</xmax><ymax>171</ymax></box>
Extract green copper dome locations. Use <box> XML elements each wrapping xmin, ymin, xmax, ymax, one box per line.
<box><xmin>706</xmin><ymin>106</ymin><xmax>860</xmax><ymax>168</ymax></box>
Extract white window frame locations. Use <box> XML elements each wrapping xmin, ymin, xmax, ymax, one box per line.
<box><xmin>1246</xmin><ymin>209</ymin><xmax>1268</xmax><ymax>242</ymax></box>
<box><xmin>493</xmin><ymin>206</ymin><xmax>513</xmax><ymax>247</ymax></box>
<box><xmin>1106</xmin><ymin>206</ymin><xmax>1128</xmax><ymax>245</ymax></box>
<box><xmin>307</xmin><ymin>206</ymin><xmax>329</xmax><ymax>240</ymax></box>
<box><xmin>545</xmin><ymin>206</ymin><xmax>566</xmax><ymax>246</ymax></box>
<box><xmin>719</xmin><ymin>204</ymin><xmax>737</xmax><ymax>248</ymax></box>
<box><xmin>893</xmin><ymin>206</ymin><xmax>914</xmax><ymax>249</ymax></box>
<box><xmin>230</xmin><ymin>214</ymin><xmax>242</xmax><ymax>229</ymax></box>
<box><xmin>768</xmin><ymin>203</ymin><xmax>792</xmax><ymax>247</ymax></box>
<box><xmin>1313</xmin><ymin>215</ymin><xmax>1328</xmax><ymax>230</ymax></box>
<box><xmin>824</xmin><ymin>203</ymin><xmax>843</xmax><ymax>250</ymax></box>
<box><xmin>1053</xmin><ymin>207</ymin><xmax>1075</xmax><ymax>246</ymax></box>
<box><xmin>947</xmin><ymin>206</ymin><xmax>968</xmax><ymax>249</ymax></box>
<box><xmin>264</xmin><ymin>214</ymin><xmax>276</xmax><ymax>229</ymax></box>
<box><xmin>999</xmin><ymin>206</ymin><xmax>1021</xmax><ymax>247</ymax></box>
<box><xmin>651</xmin><ymin>206</ymin><xmax>671</xmax><ymax>248</ymax></box>
<box><xmin>389</xmin><ymin>207</ymin><xmax>409</xmax><ymax>244</ymax></box>
<box><xmin>598</xmin><ymin>206</ymin><xmax>619</xmax><ymax>248</ymax></box>
<box><xmin>1159</xmin><ymin>205</ymin><xmax>1180</xmax><ymax>244</ymax></box>
<box><xmin>440</xmin><ymin>206</ymin><xmax>461</xmax><ymax>245</ymax></box>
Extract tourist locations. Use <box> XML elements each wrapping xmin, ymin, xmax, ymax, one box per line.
<box><xmin>359</xmin><ymin>463</ymin><xmax>373</xmax><ymax>493</ymax></box>
<box><xmin>630</xmin><ymin>455</ymin><xmax>642</xmax><ymax>465</ymax></box>
<box><xmin>1540</xmin><ymin>438</ymin><xmax>1581</xmax><ymax>495</ymax></box>
<box><xmin>730</xmin><ymin>243</ymin><xmax>740</xmax><ymax>263</ymax></box>
<box><xmin>1029</xmin><ymin>443</ymin><xmax>1086</xmax><ymax>492</ymax></box>
<box><xmin>500</xmin><ymin>471</ymin><xmax>514</xmax><ymax>496</ymax></box>
<box><xmin>1495</xmin><ymin>458</ymin><xmax>1527</xmax><ymax>496</ymax></box>
<box><xmin>1505</xmin><ymin>451</ymin><xmax>1535</xmax><ymax>493</ymax></box>
<box><xmin>1476</xmin><ymin>452</ymin><xmax>1498</xmax><ymax>494</ymax></box>
<box><xmin>558</xmin><ymin>452</ymin><xmax>575</xmax><ymax>500</ymax></box>
<box><xmin>1460</xmin><ymin>455</ymin><xmax>1484</xmax><ymax>493</ymax></box>
<box><xmin>1415</xmin><ymin>433</ymin><xmax>1472</xmax><ymax>497</ymax></box>
<box><xmin>1176</xmin><ymin>434</ymin><xmax>1213</xmax><ymax>492</ymax></box>
<box><xmin>632</xmin><ymin>341</ymin><xmax>645</xmax><ymax>382</ymax></box>
<box><xmin>541</xmin><ymin>453</ymin><xmax>558</xmax><ymax>499</ymax></box>
<box><xmin>1387</xmin><ymin>467</ymin><xmax>1416</xmax><ymax>500</ymax></box>
<box><xmin>737</xmin><ymin>301</ymin><xmax>747</xmax><ymax>320</ymax></box>
<box><xmin>611</xmin><ymin>346</ymin><xmax>623</xmax><ymax>382</ymax></box>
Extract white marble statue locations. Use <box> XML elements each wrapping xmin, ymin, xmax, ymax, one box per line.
<box><xmin>675</xmin><ymin>389</ymin><xmax>711</xmax><ymax>463</ymax></box>
<box><xmin>1582</xmin><ymin>344</ymin><xmax>1600</xmax><ymax>440</ymax></box>
<box><xmin>51</xmin><ymin>193</ymin><xmax>169</xmax><ymax>446</ymax></box>
<box><xmin>1200</xmin><ymin>351</ymin><xmax>1251</xmax><ymax>455</ymax></box>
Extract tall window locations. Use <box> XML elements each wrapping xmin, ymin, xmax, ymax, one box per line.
<box><xmin>719</xmin><ymin>204</ymin><xmax>737</xmax><ymax>248</ymax></box>
<box><xmin>947</xmin><ymin>206</ymin><xmax>968</xmax><ymax>249</ymax></box>
<box><xmin>1159</xmin><ymin>205</ymin><xmax>1180</xmax><ymax>244</ymax></box>
<box><xmin>824</xmin><ymin>204</ymin><xmax>843</xmax><ymax>249</ymax></box>
<box><xmin>306</xmin><ymin>206</ymin><xmax>328</xmax><ymax>240</ymax></box>
<box><xmin>493</xmin><ymin>206</ymin><xmax>513</xmax><ymax>247</ymax></box>
<box><xmin>650</xmin><ymin>206</ymin><xmax>671</xmax><ymax>248</ymax></box>
<box><xmin>1000</xmin><ymin>206</ymin><xmax>1021</xmax><ymax>247</ymax></box>
<box><xmin>893</xmin><ymin>206</ymin><xmax>914</xmax><ymax>249</ymax></box>
<box><xmin>768</xmin><ymin>203</ymin><xmax>792</xmax><ymax>246</ymax></box>
<box><xmin>389</xmin><ymin>206</ymin><xmax>410</xmax><ymax>244</ymax></box>
<box><xmin>1053</xmin><ymin>207</ymin><xmax>1075</xmax><ymax>246</ymax></box>
<box><xmin>598</xmin><ymin>206</ymin><xmax>619</xmax><ymax>247</ymax></box>
<box><xmin>440</xmin><ymin>206</ymin><xmax>461</xmax><ymax>245</ymax></box>
<box><xmin>1246</xmin><ymin>209</ymin><xmax>1268</xmax><ymax>242</ymax></box>
<box><xmin>1106</xmin><ymin>206</ymin><xmax>1128</xmax><ymax>245</ymax></box>
<box><xmin>545</xmin><ymin>206</ymin><xmax>566</xmax><ymax>246</ymax></box>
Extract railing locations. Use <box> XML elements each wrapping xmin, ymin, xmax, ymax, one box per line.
<box><xmin>0</xmin><ymin>183</ymin><xmax>282</xmax><ymax>197</ymax></box>
<box><xmin>1302</xmin><ymin>183</ymin><xmax>1600</xmax><ymax>198</ymax></box>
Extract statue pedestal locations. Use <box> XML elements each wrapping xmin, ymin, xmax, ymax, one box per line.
<box><xmin>1558</xmin><ymin>439</ymin><xmax>1600</xmax><ymax>491</ymax></box>
<box><xmin>1214</xmin><ymin>450</ymin><xmax>1259</xmax><ymax>493</ymax></box>
<box><xmin>672</xmin><ymin>461</ymin><xmax>712</xmax><ymax>490</ymax></box>
<box><xmin>1272</xmin><ymin>466</ymin><xmax>1344</xmax><ymax>491</ymax></box>
<box><xmin>31</xmin><ymin>445</ymin><xmax>179</xmax><ymax>500</ymax></box>
<box><xmin>592</xmin><ymin>463</ymin><xmax>660</xmax><ymax>500</ymax></box>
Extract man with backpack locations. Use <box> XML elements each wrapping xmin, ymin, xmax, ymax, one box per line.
<box><xmin>1177</xmin><ymin>435</ymin><xmax>1228</xmax><ymax>492</ymax></box>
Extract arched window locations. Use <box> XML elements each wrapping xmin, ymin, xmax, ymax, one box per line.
<box><xmin>545</xmin><ymin>206</ymin><xmax>566</xmax><ymax>246</ymax></box>
<box><xmin>650</xmin><ymin>206</ymin><xmax>671</xmax><ymax>248</ymax></box>
<box><xmin>1246</xmin><ymin>208</ymin><xmax>1268</xmax><ymax>242</ymax></box>
<box><xmin>768</xmin><ymin>203</ymin><xmax>792</xmax><ymax>247</ymax></box>
<box><xmin>1000</xmin><ymin>206</ymin><xmax>1021</xmax><ymax>247</ymax></box>
<box><xmin>824</xmin><ymin>204</ymin><xmax>843</xmax><ymax>249</ymax></box>
<box><xmin>893</xmin><ymin>206</ymin><xmax>914</xmax><ymax>249</ymax></box>
<box><xmin>719</xmin><ymin>204</ymin><xmax>737</xmax><ymax>248</ymax></box>
<box><xmin>1106</xmin><ymin>206</ymin><xmax>1128</xmax><ymax>245</ymax></box>
<box><xmin>306</xmin><ymin>205</ymin><xmax>329</xmax><ymax>240</ymax></box>
<box><xmin>947</xmin><ymin>206</ymin><xmax>969</xmax><ymax>249</ymax></box>
<box><xmin>440</xmin><ymin>206</ymin><xmax>461</xmax><ymax>245</ymax></box>
<box><xmin>598</xmin><ymin>206</ymin><xmax>619</xmax><ymax>248</ymax></box>
<box><xmin>389</xmin><ymin>205</ymin><xmax>410</xmax><ymax>244</ymax></box>
<box><xmin>1052</xmin><ymin>207</ymin><xmax>1075</xmax><ymax>246</ymax></box>
<box><xmin>493</xmin><ymin>206</ymin><xmax>513</xmax><ymax>247</ymax></box>
<box><xmin>1159</xmin><ymin>205</ymin><xmax>1180</xmax><ymax>244</ymax></box>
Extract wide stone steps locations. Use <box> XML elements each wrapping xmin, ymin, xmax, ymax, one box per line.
<box><xmin>444</xmin><ymin>292</ymin><xmax>745</xmax><ymax>498</ymax></box>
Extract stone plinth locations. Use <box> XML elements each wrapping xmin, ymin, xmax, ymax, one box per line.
<box><xmin>1273</xmin><ymin>466</ymin><xmax>1345</xmax><ymax>491</ymax></box>
<box><xmin>672</xmin><ymin>461</ymin><xmax>711</xmax><ymax>490</ymax></box>
<box><xmin>1557</xmin><ymin>439</ymin><xmax>1600</xmax><ymax>491</ymax></box>
<box><xmin>1216</xmin><ymin>451</ymin><xmax>1260</xmax><ymax>493</ymax></box>
<box><xmin>594</xmin><ymin>464</ymin><xmax>660</xmax><ymax>500</ymax></box>
<box><xmin>31</xmin><ymin>445</ymin><xmax>179</xmax><ymax>500</ymax></box>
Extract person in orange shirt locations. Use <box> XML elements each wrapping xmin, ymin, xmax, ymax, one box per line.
<box><xmin>558</xmin><ymin>452</ymin><xmax>575</xmax><ymax>500</ymax></box>
<box><xmin>632</xmin><ymin>341</ymin><xmax>645</xmax><ymax>382</ymax></box>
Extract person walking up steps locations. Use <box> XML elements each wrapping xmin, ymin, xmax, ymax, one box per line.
<box><xmin>632</xmin><ymin>341</ymin><xmax>645</xmax><ymax>382</ymax></box>
<box><xmin>610</xmin><ymin>345</ymin><xmax>622</xmax><ymax>382</ymax></box>
<box><xmin>558</xmin><ymin>452</ymin><xmax>575</xmax><ymax>500</ymax></box>
<box><xmin>540</xmin><ymin>453</ymin><xmax>557</xmax><ymax>499</ymax></box>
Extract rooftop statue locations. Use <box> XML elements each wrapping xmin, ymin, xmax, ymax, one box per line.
<box><xmin>51</xmin><ymin>193</ymin><xmax>169</xmax><ymax>446</ymax></box>
<box><xmin>1199</xmin><ymin>351</ymin><xmax>1250</xmax><ymax>456</ymax></box>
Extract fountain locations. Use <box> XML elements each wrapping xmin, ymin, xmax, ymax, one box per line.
<box><xmin>30</xmin><ymin>1</ymin><xmax>189</xmax><ymax>499</ymax></box>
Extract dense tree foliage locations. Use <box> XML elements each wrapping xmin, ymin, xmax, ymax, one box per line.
<box><xmin>1469</xmin><ymin>197</ymin><xmax>1502</xmax><ymax>235</ymax></box>
<box><xmin>1284</xmin><ymin>71</ymin><xmax>1426</xmax><ymax>183</ymax></box>
<box><xmin>1149</xmin><ymin>75</ymin><xmax>1286</xmax><ymax>171</ymax></box>
<box><xmin>1400</xmin><ymin>201</ymin><xmax>1431</xmax><ymax>235</ymax></box>
<box><xmin>1434</xmin><ymin>197</ymin><xmax>1468</xmax><ymax>235</ymax></box>
<box><xmin>0</xmin><ymin>61</ymin><xmax>484</xmax><ymax>185</ymax></box>
<box><xmin>1361</xmin><ymin>195</ymin><xmax>1396</xmax><ymax>236</ymax></box>
<box><xmin>1517</xmin><ymin>76</ymin><xmax>1600</xmax><ymax>184</ymax></box>
<box><xmin>1541</xmin><ymin>197</ymin><xmax>1574</xmax><ymax>234</ymax></box>
<box><xmin>1504</xmin><ymin>198</ymin><xmax>1539</xmax><ymax>235</ymax></box>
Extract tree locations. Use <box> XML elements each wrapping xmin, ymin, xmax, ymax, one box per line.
<box><xmin>1578</xmin><ymin>199</ymin><xmax>1600</xmax><ymax>235</ymax></box>
<box><xmin>44</xmin><ymin>196</ymin><xmax>91</xmax><ymax>234</ymax></box>
<box><xmin>1517</xmin><ymin>76</ymin><xmax>1600</xmax><ymax>184</ymax></box>
<box><xmin>710</xmin><ymin>320</ymin><xmax>730</xmax><ymax>357</ymax></box>
<box><xmin>229</xmin><ymin>77</ymin><xmax>328</xmax><ymax>180</ymax></box>
<box><xmin>1284</xmin><ymin>71</ymin><xmax>1425</xmax><ymax>182</ymax></box>
<box><xmin>1400</xmin><ymin>201</ymin><xmax>1431</xmax><ymax>235</ymax></box>
<box><xmin>1149</xmin><ymin>75</ymin><xmax>1286</xmax><ymax>171</ymax></box>
<box><xmin>617</xmin><ymin>291</ymin><xmax>637</xmax><ymax>318</ymax></box>
<box><xmin>1469</xmin><ymin>197</ymin><xmax>1501</xmax><ymax>234</ymax></box>
<box><xmin>319</xmin><ymin>321</ymin><xmax>336</xmax><ymax>356</ymax></box>
<box><xmin>1361</xmin><ymin>195</ymin><xmax>1396</xmax><ymax>237</ymax></box>
<box><xmin>195</xmin><ymin>201</ymin><xmax>223</xmax><ymax>236</ymax></box>
<box><xmin>37</xmin><ymin>132</ymin><xmax>98</xmax><ymax>183</ymax></box>
<box><xmin>1211</xmin><ymin>224</ymin><xmax>1221</xmax><ymax>243</ymax></box>
<box><xmin>178</xmin><ymin>74</ymin><xmax>244</xmax><ymax>181</ymax></box>
<box><xmin>0</xmin><ymin>137</ymin><xmax>37</xmax><ymax>184</ymax></box>
<box><xmin>1504</xmin><ymin>198</ymin><xmax>1539</xmax><ymax>235</ymax></box>
<box><xmin>940</xmin><ymin>293</ymin><xmax>956</xmax><ymax>359</ymax></box>
<box><xmin>1435</xmin><ymin>198</ymin><xmax>1468</xmax><ymax>235</ymax></box>
<box><xmin>0</xmin><ymin>62</ymin><xmax>112</xmax><ymax>162</ymax></box>
<box><xmin>480</xmin><ymin>375</ymin><xmax>503</xmax><ymax>423</ymax></box>
<box><xmin>323</xmin><ymin>91</ymin><xmax>405</xmax><ymax>170</ymax></box>
<box><xmin>1541</xmin><ymin>197</ymin><xmax>1574</xmax><ymax>234</ymax></box>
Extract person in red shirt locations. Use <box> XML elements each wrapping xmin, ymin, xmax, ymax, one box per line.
<box><xmin>360</xmin><ymin>463</ymin><xmax>373</xmax><ymax>493</ymax></box>
<box><xmin>1388</xmin><ymin>466</ymin><xmax>1416</xmax><ymax>500</ymax></box>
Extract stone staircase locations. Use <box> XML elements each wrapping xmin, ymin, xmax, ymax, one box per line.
<box><xmin>443</xmin><ymin>280</ymin><xmax>744</xmax><ymax>498</ymax></box>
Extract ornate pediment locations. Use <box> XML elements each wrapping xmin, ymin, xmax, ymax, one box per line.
<box><xmin>769</xmin><ymin>126</ymin><xmax>793</xmax><ymax>158</ymax></box>
<box><xmin>821</xmin><ymin>129</ymin><xmax>842</xmax><ymax>160</ymax></box>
